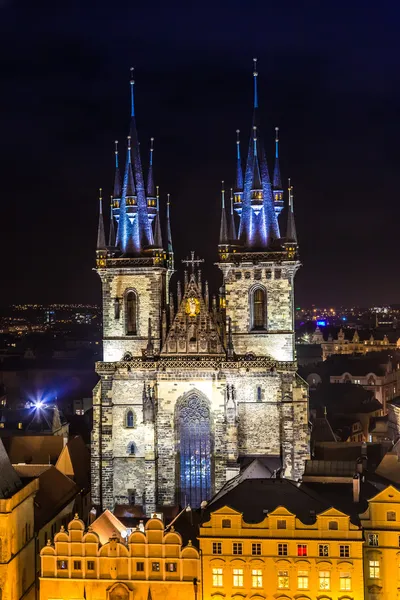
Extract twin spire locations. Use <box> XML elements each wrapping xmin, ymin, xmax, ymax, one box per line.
<box><xmin>219</xmin><ymin>59</ymin><xmax>297</xmax><ymax>250</ymax></box>
<box><xmin>97</xmin><ymin>69</ymin><xmax>173</xmax><ymax>261</ymax></box>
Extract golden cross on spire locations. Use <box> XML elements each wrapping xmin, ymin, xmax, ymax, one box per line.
<box><xmin>181</xmin><ymin>250</ymin><xmax>204</xmax><ymax>273</ymax></box>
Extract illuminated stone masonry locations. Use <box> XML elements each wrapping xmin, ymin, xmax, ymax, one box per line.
<box><xmin>92</xmin><ymin>63</ymin><xmax>309</xmax><ymax>515</ymax></box>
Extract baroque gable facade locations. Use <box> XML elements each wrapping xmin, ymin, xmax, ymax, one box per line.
<box><xmin>91</xmin><ymin>63</ymin><xmax>309</xmax><ymax>516</ymax></box>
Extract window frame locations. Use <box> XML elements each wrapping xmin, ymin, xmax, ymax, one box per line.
<box><xmin>151</xmin><ymin>562</ymin><xmax>160</xmax><ymax>572</ymax></box>
<box><xmin>318</xmin><ymin>570</ymin><xmax>331</xmax><ymax>591</ymax></box>
<box><xmin>212</xmin><ymin>567</ymin><xmax>223</xmax><ymax>587</ymax></box>
<box><xmin>368</xmin><ymin>533</ymin><xmax>379</xmax><ymax>547</ymax></box>
<box><xmin>340</xmin><ymin>544</ymin><xmax>350</xmax><ymax>558</ymax></box>
<box><xmin>87</xmin><ymin>561</ymin><xmax>95</xmax><ymax>571</ymax></box>
<box><xmin>297</xmin><ymin>570</ymin><xmax>309</xmax><ymax>590</ymax></box>
<box><xmin>125</xmin><ymin>289</ymin><xmax>138</xmax><ymax>336</ymax></box>
<box><xmin>232</xmin><ymin>568</ymin><xmax>244</xmax><ymax>588</ymax></box>
<box><xmin>297</xmin><ymin>543</ymin><xmax>308</xmax><ymax>557</ymax></box>
<box><xmin>251</xmin><ymin>542</ymin><xmax>261</xmax><ymax>556</ymax></box>
<box><xmin>369</xmin><ymin>559</ymin><xmax>380</xmax><ymax>579</ymax></box>
<box><xmin>340</xmin><ymin>571</ymin><xmax>352</xmax><ymax>591</ymax></box>
<box><xmin>251</xmin><ymin>568</ymin><xmax>263</xmax><ymax>588</ymax></box>
<box><xmin>278</xmin><ymin>543</ymin><xmax>288</xmax><ymax>556</ymax></box>
<box><xmin>232</xmin><ymin>542</ymin><xmax>243</xmax><ymax>555</ymax></box>
<box><xmin>212</xmin><ymin>542</ymin><xmax>222</xmax><ymax>555</ymax></box>
<box><xmin>250</xmin><ymin>285</ymin><xmax>267</xmax><ymax>331</ymax></box>
<box><xmin>136</xmin><ymin>562</ymin><xmax>144</xmax><ymax>572</ymax></box>
<box><xmin>278</xmin><ymin>570</ymin><xmax>289</xmax><ymax>589</ymax></box>
<box><xmin>318</xmin><ymin>544</ymin><xmax>329</xmax><ymax>557</ymax></box>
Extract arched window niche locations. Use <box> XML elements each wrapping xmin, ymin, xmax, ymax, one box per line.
<box><xmin>125</xmin><ymin>410</ymin><xmax>134</xmax><ymax>428</ymax></box>
<box><xmin>127</xmin><ymin>442</ymin><xmax>136</xmax><ymax>455</ymax></box>
<box><xmin>250</xmin><ymin>286</ymin><xmax>267</xmax><ymax>331</ymax></box>
<box><xmin>176</xmin><ymin>391</ymin><xmax>212</xmax><ymax>508</ymax></box>
<box><xmin>125</xmin><ymin>290</ymin><xmax>137</xmax><ymax>336</ymax></box>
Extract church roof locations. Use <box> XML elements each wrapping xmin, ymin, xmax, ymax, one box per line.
<box><xmin>162</xmin><ymin>272</ymin><xmax>224</xmax><ymax>356</ymax></box>
<box><xmin>0</xmin><ymin>437</ymin><xmax>23</xmax><ymax>499</ymax></box>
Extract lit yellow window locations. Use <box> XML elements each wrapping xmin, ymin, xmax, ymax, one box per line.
<box><xmin>278</xmin><ymin>570</ymin><xmax>289</xmax><ymax>589</ymax></box>
<box><xmin>233</xmin><ymin>568</ymin><xmax>244</xmax><ymax>587</ymax></box>
<box><xmin>212</xmin><ymin>568</ymin><xmax>223</xmax><ymax>587</ymax></box>
<box><xmin>340</xmin><ymin>572</ymin><xmax>351</xmax><ymax>591</ymax></box>
<box><xmin>250</xmin><ymin>569</ymin><xmax>262</xmax><ymax>588</ymax></box>
<box><xmin>319</xmin><ymin>570</ymin><xmax>330</xmax><ymax>590</ymax></box>
<box><xmin>369</xmin><ymin>560</ymin><xmax>380</xmax><ymax>578</ymax></box>
<box><xmin>298</xmin><ymin>570</ymin><xmax>309</xmax><ymax>589</ymax></box>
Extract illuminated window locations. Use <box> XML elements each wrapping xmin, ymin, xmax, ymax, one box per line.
<box><xmin>368</xmin><ymin>533</ymin><xmax>379</xmax><ymax>546</ymax></box>
<box><xmin>166</xmin><ymin>563</ymin><xmax>177</xmax><ymax>572</ymax></box>
<box><xmin>277</xmin><ymin>519</ymin><xmax>286</xmax><ymax>529</ymax></box>
<box><xmin>297</xmin><ymin>570</ymin><xmax>309</xmax><ymax>589</ymax></box>
<box><xmin>319</xmin><ymin>570</ymin><xmax>330</xmax><ymax>590</ymax></box>
<box><xmin>222</xmin><ymin>519</ymin><xmax>231</xmax><ymax>528</ymax></box>
<box><xmin>340</xmin><ymin>545</ymin><xmax>350</xmax><ymax>558</ymax></box>
<box><xmin>57</xmin><ymin>560</ymin><xmax>68</xmax><ymax>570</ymax></box>
<box><xmin>369</xmin><ymin>560</ymin><xmax>380</xmax><ymax>578</ymax></box>
<box><xmin>233</xmin><ymin>568</ymin><xmax>244</xmax><ymax>587</ymax></box>
<box><xmin>177</xmin><ymin>394</ymin><xmax>211</xmax><ymax>508</ymax></box>
<box><xmin>212</xmin><ymin>542</ymin><xmax>222</xmax><ymax>555</ymax></box>
<box><xmin>136</xmin><ymin>562</ymin><xmax>144</xmax><ymax>572</ymax></box>
<box><xmin>252</xmin><ymin>288</ymin><xmax>266</xmax><ymax>330</ymax></box>
<box><xmin>18</xmin><ymin>422</ymin><xmax>22</xmax><ymax>430</ymax></box>
<box><xmin>328</xmin><ymin>520</ymin><xmax>338</xmax><ymax>530</ymax></box>
<box><xmin>318</xmin><ymin>544</ymin><xmax>329</xmax><ymax>557</ymax></box>
<box><xmin>87</xmin><ymin>561</ymin><xmax>95</xmax><ymax>571</ymax></box>
<box><xmin>278</xmin><ymin>570</ymin><xmax>289</xmax><ymax>589</ymax></box>
<box><xmin>340</xmin><ymin>572</ymin><xmax>351</xmax><ymax>591</ymax></box>
<box><xmin>233</xmin><ymin>542</ymin><xmax>242</xmax><ymax>555</ymax></box>
<box><xmin>387</xmin><ymin>511</ymin><xmax>396</xmax><ymax>521</ymax></box>
<box><xmin>73</xmin><ymin>561</ymin><xmax>81</xmax><ymax>570</ymax></box>
<box><xmin>126</xmin><ymin>291</ymin><xmax>137</xmax><ymax>335</ymax></box>
<box><xmin>212</xmin><ymin>568</ymin><xmax>223</xmax><ymax>587</ymax></box>
<box><xmin>152</xmin><ymin>562</ymin><xmax>160</xmax><ymax>572</ymax></box>
<box><xmin>252</xmin><ymin>569</ymin><xmax>263</xmax><ymax>588</ymax></box>
<box><xmin>297</xmin><ymin>544</ymin><xmax>307</xmax><ymax>557</ymax></box>
<box><xmin>278</xmin><ymin>543</ymin><xmax>288</xmax><ymax>556</ymax></box>
<box><xmin>126</xmin><ymin>411</ymin><xmax>134</xmax><ymax>428</ymax></box>
<box><xmin>252</xmin><ymin>543</ymin><xmax>261</xmax><ymax>555</ymax></box>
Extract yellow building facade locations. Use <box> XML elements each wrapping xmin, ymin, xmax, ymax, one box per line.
<box><xmin>199</xmin><ymin>505</ymin><xmax>364</xmax><ymax>600</ymax></box>
<box><xmin>0</xmin><ymin>478</ymin><xmax>38</xmax><ymax>600</ymax></box>
<box><xmin>40</xmin><ymin>515</ymin><xmax>200</xmax><ymax>600</ymax></box>
<box><xmin>360</xmin><ymin>485</ymin><xmax>400</xmax><ymax>599</ymax></box>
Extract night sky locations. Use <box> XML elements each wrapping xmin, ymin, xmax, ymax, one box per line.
<box><xmin>1</xmin><ymin>1</ymin><xmax>399</xmax><ymax>307</ymax></box>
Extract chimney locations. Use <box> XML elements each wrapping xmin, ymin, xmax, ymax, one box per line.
<box><xmin>353</xmin><ymin>473</ymin><xmax>360</xmax><ymax>503</ymax></box>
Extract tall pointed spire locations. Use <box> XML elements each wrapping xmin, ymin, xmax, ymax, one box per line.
<box><xmin>234</xmin><ymin>129</ymin><xmax>243</xmax><ymax>192</ymax></box>
<box><xmin>108</xmin><ymin>196</ymin><xmax>116</xmax><ymax>247</ymax></box>
<box><xmin>113</xmin><ymin>140</ymin><xmax>122</xmax><ymax>199</ymax></box>
<box><xmin>286</xmin><ymin>178</ymin><xmax>297</xmax><ymax>243</ymax></box>
<box><xmin>228</xmin><ymin>188</ymin><xmax>236</xmax><ymax>240</ymax></box>
<box><xmin>129</xmin><ymin>67</ymin><xmax>153</xmax><ymax>250</ymax></box>
<box><xmin>96</xmin><ymin>188</ymin><xmax>106</xmax><ymax>250</ymax></box>
<box><xmin>219</xmin><ymin>181</ymin><xmax>229</xmax><ymax>245</ymax></box>
<box><xmin>116</xmin><ymin>136</ymin><xmax>134</xmax><ymax>253</ymax></box>
<box><xmin>146</xmin><ymin>137</ymin><xmax>156</xmax><ymax>197</ymax></box>
<box><xmin>273</xmin><ymin>127</ymin><xmax>282</xmax><ymax>189</ymax></box>
<box><xmin>166</xmin><ymin>193</ymin><xmax>173</xmax><ymax>254</ymax></box>
<box><xmin>239</xmin><ymin>58</ymin><xmax>280</xmax><ymax>247</ymax></box>
<box><xmin>153</xmin><ymin>186</ymin><xmax>163</xmax><ymax>249</ymax></box>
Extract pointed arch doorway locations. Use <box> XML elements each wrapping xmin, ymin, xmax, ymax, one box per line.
<box><xmin>176</xmin><ymin>392</ymin><xmax>212</xmax><ymax>508</ymax></box>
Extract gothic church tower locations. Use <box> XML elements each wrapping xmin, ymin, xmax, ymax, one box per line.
<box><xmin>92</xmin><ymin>64</ymin><xmax>309</xmax><ymax>517</ymax></box>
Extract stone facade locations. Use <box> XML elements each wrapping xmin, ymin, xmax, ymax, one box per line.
<box><xmin>91</xmin><ymin>250</ymin><xmax>310</xmax><ymax>516</ymax></box>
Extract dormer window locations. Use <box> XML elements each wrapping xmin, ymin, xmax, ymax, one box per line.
<box><xmin>328</xmin><ymin>521</ymin><xmax>338</xmax><ymax>530</ymax></box>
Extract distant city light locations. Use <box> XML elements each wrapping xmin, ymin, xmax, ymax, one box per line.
<box><xmin>342</xmin><ymin>316</ymin><xmax>347</xmax><ymax>321</ymax></box>
<box><xmin>34</xmin><ymin>400</ymin><xmax>44</xmax><ymax>409</ymax></box>
<box><xmin>316</xmin><ymin>320</ymin><xmax>327</xmax><ymax>327</ymax></box>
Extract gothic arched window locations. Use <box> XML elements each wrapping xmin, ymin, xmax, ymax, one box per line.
<box><xmin>256</xmin><ymin>386</ymin><xmax>262</xmax><ymax>402</ymax></box>
<box><xmin>126</xmin><ymin>291</ymin><xmax>137</xmax><ymax>335</ymax></box>
<box><xmin>252</xmin><ymin>287</ymin><xmax>266</xmax><ymax>330</ymax></box>
<box><xmin>127</xmin><ymin>442</ymin><xmax>136</xmax><ymax>455</ymax></box>
<box><xmin>126</xmin><ymin>411</ymin><xmax>134</xmax><ymax>428</ymax></box>
<box><xmin>177</xmin><ymin>394</ymin><xmax>211</xmax><ymax>508</ymax></box>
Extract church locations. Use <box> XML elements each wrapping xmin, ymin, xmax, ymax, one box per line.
<box><xmin>91</xmin><ymin>62</ymin><xmax>309</xmax><ymax>516</ymax></box>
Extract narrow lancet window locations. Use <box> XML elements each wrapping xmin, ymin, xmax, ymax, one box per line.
<box><xmin>252</xmin><ymin>288</ymin><xmax>266</xmax><ymax>330</ymax></box>
<box><xmin>126</xmin><ymin>291</ymin><xmax>137</xmax><ymax>335</ymax></box>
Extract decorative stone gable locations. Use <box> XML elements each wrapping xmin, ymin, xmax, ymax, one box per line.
<box><xmin>162</xmin><ymin>274</ymin><xmax>224</xmax><ymax>355</ymax></box>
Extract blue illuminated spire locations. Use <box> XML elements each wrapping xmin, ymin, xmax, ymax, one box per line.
<box><xmin>239</xmin><ymin>58</ymin><xmax>280</xmax><ymax>247</ymax></box>
<box><xmin>153</xmin><ymin>186</ymin><xmax>163</xmax><ymax>249</ymax></box>
<box><xmin>146</xmin><ymin>137</ymin><xmax>156</xmax><ymax>197</ymax></box>
<box><xmin>219</xmin><ymin>181</ymin><xmax>229</xmax><ymax>245</ymax></box>
<box><xmin>166</xmin><ymin>192</ymin><xmax>173</xmax><ymax>254</ymax></box>
<box><xmin>273</xmin><ymin>127</ymin><xmax>282</xmax><ymax>189</ymax></box>
<box><xmin>113</xmin><ymin>140</ymin><xmax>122</xmax><ymax>198</ymax></box>
<box><xmin>125</xmin><ymin>136</ymin><xmax>136</xmax><ymax>197</ymax></box>
<box><xmin>116</xmin><ymin>136</ymin><xmax>134</xmax><ymax>253</ymax></box>
<box><xmin>129</xmin><ymin>67</ymin><xmax>153</xmax><ymax>251</ymax></box>
<box><xmin>96</xmin><ymin>188</ymin><xmax>106</xmax><ymax>250</ymax></box>
<box><xmin>108</xmin><ymin>196</ymin><xmax>116</xmax><ymax>247</ymax></box>
<box><xmin>234</xmin><ymin>129</ymin><xmax>243</xmax><ymax>192</ymax></box>
<box><xmin>228</xmin><ymin>188</ymin><xmax>236</xmax><ymax>240</ymax></box>
<box><xmin>286</xmin><ymin>178</ymin><xmax>297</xmax><ymax>243</ymax></box>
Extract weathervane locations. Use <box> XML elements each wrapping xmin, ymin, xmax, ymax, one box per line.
<box><xmin>181</xmin><ymin>251</ymin><xmax>204</xmax><ymax>274</ymax></box>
